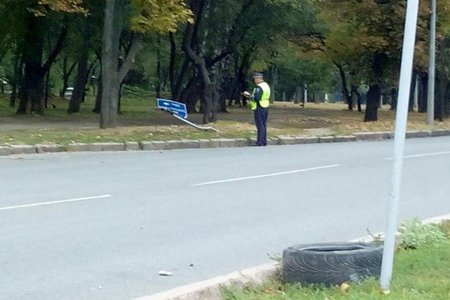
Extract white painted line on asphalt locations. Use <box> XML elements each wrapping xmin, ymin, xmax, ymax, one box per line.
<box><xmin>0</xmin><ymin>195</ymin><xmax>112</xmax><ymax>212</ymax></box>
<box><xmin>385</xmin><ymin>150</ymin><xmax>450</xmax><ymax>160</ymax></box>
<box><xmin>192</xmin><ymin>164</ymin><xmax>340</xmax><ymax>187</ymax></box>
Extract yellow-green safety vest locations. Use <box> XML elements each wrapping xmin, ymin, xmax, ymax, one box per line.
<box><xmin>250</xmin><ymin>82</ymin><xmax>271</xmax><ymax>110</ymax></box>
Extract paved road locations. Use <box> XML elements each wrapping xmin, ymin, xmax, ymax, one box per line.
<box><xmin>1</xmin><ymin>137</ymin><xmax>450</xmax><ymax>300</ymax></box>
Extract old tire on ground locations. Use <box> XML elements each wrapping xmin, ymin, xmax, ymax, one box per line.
<box><xmin>282</xmin><ymin>242</ymin><xmax>383</xmax><ymax>286</ymax></box>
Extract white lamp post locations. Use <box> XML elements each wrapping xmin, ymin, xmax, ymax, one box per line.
<box><xmin>379</xmin><ymin>0</ymin><xmax>420</xmax><ymax>291</ymax></box>
<box><xmin>427</xmin><ymin>0</ymin><xmax>437</xmax><ymax>125</ymax></box>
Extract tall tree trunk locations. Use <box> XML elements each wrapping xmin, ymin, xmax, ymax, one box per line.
<box><xmin>17</xmin><ymin>15</ymin><xmax>45</xmax><ymax>114</ymax></box>
<box><xmin>357</xmin><ymin>94</ymin><xmax>362</xmax><ymax>112</ymax></box>
<box><xmin>60</xmin><ymin>57</ymin><xmax>77</xmax><ymax>97</ymax></box>
<box><xmin>100</xmin><ymin>0</ymin><xmax>142</xmax><ymax>128</ymax></box>
<box><xmin>92</xmin><ymin>51</ymin><xmax>102</xmax><ymax>113</ymax></box>
<box><xmin>270</xmin><ymin>66</ymin><xmax>277</xmax><ymax>103</ymax></box>
<box><xmin>173</xmin><ymin>60</ymin><xmax>191</xmax><ymax>101</ymax></box>
<box><xmin>390</xmin><ymin>88</ymin><xmax>398</xmax><ymax>111</ymax></box>
<box><xmin>200</xmin><ymin>65</ymin><xmax>218</xmax><ymax>123</ymax></box>
<box><xmin>170</xmin><ymin>30</ymin><xmax>192</xmax><ymax>101</ymax></box>
<box><xmin>155</xmin><ymin>36</ymin><xmax>162</xmax><ymax>98</ymax></box>
<box><xmin>10</xmin><ymin>43</ymin><xmax>22</xmax><ymax>108</ymax></box>
<box><xmin>364</xmin><ymin>84</ymin><xmax>380</xmax><ymax>122</ymax></box>
<box><xmin>68</xmin><ymin>36</ymin><xmax>90</xmax><ymax>113</ymax></box>
<box><xmin>335</xmin><ymin>63</ymin><xmax>352</xmax><ymax>110</ymax></box>
<box><xmin>364</xmin><ymin>53</ymin><xmax>385</xmax><ymax>121</ymax></box>
<box><xmin>227</xmin><ymin>49</ymin><xmax>251</xmax><ymax>107</ymax></box>
<box><xmin>118</xmin><ymin>81</ymin><xmax>125</xmax><ymax>114</ymax></box>
<box><xmin>202</xmin><ymin>81</ymin><xmax>218</xmax><ymax>124</ymax></box>
<box><xmin>100</xmin><ymin>0</ymin><xmax>122</xmax><ymax>128</ymax></box>
<box><xmin>408</xmin><ymin>69</ymin><xmax>416</xmax><ymax>112</ymax></box>
<box><xmin>183</xmin><ymin>0</ymin><xmax>218</xmax><ymax>124</ymax></box>
<box><xmin>445</xmin><ymin>82</ymin><xmax>450</xmax><ymax>118</ymax></box>
<box><xmin>181</xmin><ymin>75</ymin><xmax>200</xmax><ymax>113</ymax></box>
<box><xmin>236</xmin><ymin>49</ymin><xmax>253</xmax><ymax>108</ymax></box>
<box><xmin>169</xmin><ymin>32</ymin><xmax>177</xmax><ymax>94</ymax></box>
<box><xmin>45</xmin><ymin>66</ymin><xmax>51</xmax><ymax>108</ymax></box>
<box><xmin>93</xmin><ymin>75</ymin><xmax>102</xmax><ymax>113</ymax></box>
<box><xmin>418</xmin><ymin>72</ymin><xmax>428</xmax><ymax>113</ymax></box>
<box><xmin>351</xmin><ymin>85</ymin><xmax>363</xmax><ymax>112</ymax></box>
<box><xmin>435</xmin><ymin>72</ymin><xmax>448</xmax><ymax>121</ymax></box>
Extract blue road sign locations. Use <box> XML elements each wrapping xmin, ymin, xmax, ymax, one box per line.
<box><xmin>157</xmin><ymin>99</ymin><xmax>188</xmax><ymax>119</ymax></box>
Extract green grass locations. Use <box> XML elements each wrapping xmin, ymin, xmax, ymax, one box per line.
<box><xmin>2</xmin><ymin>92</ymin><xmax>450</xmax><ymax>146</ymax></box>
<box><xmin>223</xmin><ymin>245</ymin><xmax>450</xmax><ymax>300</ymax></box>
<box><xmin>0</xmin><ymin>90</ymin><xmax>157</xmax><ymax>118</ymax></box>
<box><xmin>222</xmin><ymin>223</ymin><xmax>450</xmax><ymax>300</ymax></box>
<box><xmin>0</xmin><ymin>93</ymin><xmax>264</xmax><ymax>145</ymax></box>
<box><xmin>0</xmin><ymin>126</ymin><xmax>244</xmax><ymax>146</ymax></box>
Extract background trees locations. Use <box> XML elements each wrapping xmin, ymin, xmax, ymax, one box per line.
<box><xmin>6</xmin><ymin>0</ymin><xmax>87</xmax><ymax>115</ymax></box>
<box><xmin>1</xmin><ymin>0</ymin><xmax>450</xmax><ymax>127</ymax></box>
<box><xmin>315</xmin><ymin>0</ymin><xmax>450</xmax><ymax>122</ymax></box>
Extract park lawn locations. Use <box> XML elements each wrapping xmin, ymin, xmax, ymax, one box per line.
<box><xmin>1</xmin><ymin>93</ymin><xmax>450</xmax><ymax>145</ymax></box>
<box><xmin>223</xmin><ymin>221</ymin><xmax>450</xmax><ymax>300</ymax></box>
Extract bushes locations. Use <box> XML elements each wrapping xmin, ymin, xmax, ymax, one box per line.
<box><xmin>398</xmin><ymin>218</ymin><xmax>448</xmax><ymax>250</ymax></box>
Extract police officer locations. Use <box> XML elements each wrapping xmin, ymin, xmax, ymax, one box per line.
<box><xmin>243</xmin><ymin>72</ymin><xmax>271</xmax><ymax>146</ymax></box>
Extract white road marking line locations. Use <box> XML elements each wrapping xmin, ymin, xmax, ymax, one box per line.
<box><xmin>385</xmin><ymin>151</ymin><xmax>450</xmax><ymax>160</ymax></box>
<box><xmin>0</xmin><ymin>195</ymin><xmax>112</xmax><ymax>211</ymax></box>
<box><xmin>192</xmin><ymin>164</ymin><xmax>340</xmax><ymax>187</ymax></box>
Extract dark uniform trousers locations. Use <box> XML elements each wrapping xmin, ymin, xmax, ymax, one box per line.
<box><xmin>254</xmin><ymin>105</ymin><xmax>268</xmax><ymax>146</ymax></box>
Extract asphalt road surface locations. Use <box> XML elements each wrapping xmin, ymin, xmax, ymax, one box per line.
<box><xmin>1</xmin><ymin>137</ymin><xmax>450</xmax><ymax>299</ymax></box>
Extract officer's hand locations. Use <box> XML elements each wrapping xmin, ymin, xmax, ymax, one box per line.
<box><xmin>242</xmin><ymin>91</ymin><xmax>251</xmax><ymax>98</ymax></box>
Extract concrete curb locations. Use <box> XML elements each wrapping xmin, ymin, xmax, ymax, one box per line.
<box><xmin>136</xmin><ymin>263</ymin><xmax>279</xmax><ymax>300</ymax></box>
<box><xmin>1</xmin><ymin>130</ymin><xmax>449</xmax><ymax>156</ymax></box>
<box><xmin>431</xmin><ymin>129</ymin><xmax>450</xmax><ymax>137</ymax></box>
<box><xmin>353</xmin><ymin>131</ymin><xmax>393</xmax><ymax>140</ymax></box>
<box><xmin>36</xmin><ymin>144</ymin><xmax>65</xmax><ymax>153</ymax></box>
<box><xmin>10</xmin><ymin>144</ymin><xmax>36</xmax><ymax>154</ymax></box>
<box><xmin>137</xmin><ymin>214</ymin><xmax>450</xmax><ymax>300</ymax></box>
<box><xmin>0</xmin><ymin>145</ymin><xmax>13</xmax><ymax>156</ymax></box>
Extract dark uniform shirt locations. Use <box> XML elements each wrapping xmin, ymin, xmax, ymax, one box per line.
<box><xmin>253</xmin><ymin>86</ymin><xmax>263</xmax><ymax>102</ymax></box>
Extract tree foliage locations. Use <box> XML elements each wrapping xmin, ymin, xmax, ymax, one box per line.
<box><xmin>32</xmin><ymin>0</ymin><xmax>87</xmax><ymax>15</ymax></box>
<box><xmin>130</xmin><ymin>0</ymin><xmax>193</xmax><ymax>33</ymax></box>
<box><xmin>309</xmin><ymin>0</ymin><xmax>450</xmax><ymax>120</ymax></box>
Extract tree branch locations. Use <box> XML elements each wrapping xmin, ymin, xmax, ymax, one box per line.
<box><xmin>42</xmin><ymin>24</ymin><xmax>68</xmax><ymax>73</ymax></box>
<box><xmin>118</xmin><ymin>32</ymin><xmax>142</xmax><ymax>84</ymax></box>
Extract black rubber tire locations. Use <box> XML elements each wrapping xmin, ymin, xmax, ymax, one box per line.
<box><xmin>282</xmin><ymin>242</ymin><xmax>383</xmax><ymax>286</ymax></box>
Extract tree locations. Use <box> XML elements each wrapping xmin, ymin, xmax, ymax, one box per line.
<box><xmin>181</xmin><ymin>0</ymin><xmax>222</xmax><ymax>123</ymax></box>
<box><xmin>67</xmin><ymin>0</ymin><xmax>104</xmax><ymax>113</ymax></box>
<box><xmin>168</xmin><ymin>0</ymin><xmax>262</xmax><ymax>118</ymax></box>
<box><xmin>313</xmin><ymin>1</ymin><xmax>403</xmax><ymax>120</ymax></box>
<box><xmin>313</xmin><ymin>0</ymin><xmax>450</xmax><ymax>122</ymax></box>
<box><xmin>100</xmin><ymin>0</ymin><xmax>192</xmax><ymax>128</ymax></box>
<box><xmin>432</xmin><ymin>0</ymin><xmax>450</xmax><ymax>120</ymax></box>
<box><xmin>4</xmin><ymin>0</ymin><xmax>87</xmax><ymax>114</ymax></box>
<box><xmin>167</xmin><ymin>0</ymin><xmax>320</xmax><ymax>120</ymax></box>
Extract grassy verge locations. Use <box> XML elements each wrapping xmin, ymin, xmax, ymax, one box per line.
<box><xmin>222</xmin><ymin>220</ymin><xmax>450</xmax><ymax>300</ymax></box>
<box><xmin>1</xmin><ymin>93</ymin><xmax>450</xmax><ymax>146</ymax></box>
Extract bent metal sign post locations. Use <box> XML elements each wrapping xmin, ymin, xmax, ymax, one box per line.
<box><xmin>156</xmin><ymin>98</ymin><xmax>218</xmax><ymax>132</ymax></box>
